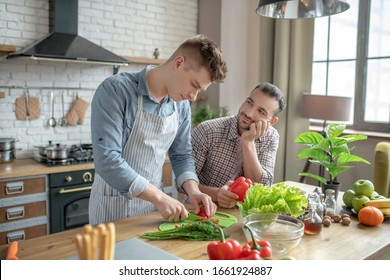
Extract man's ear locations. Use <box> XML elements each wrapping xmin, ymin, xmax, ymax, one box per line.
<box><xmin>270</xmin><ymin>116</ymin><xmax>278</xmax><ymax>126</ymax></box>
<box><xmin>173</xmin><ymin>55</ymin><xmax>185</xmax><ymax>69</ymax></box>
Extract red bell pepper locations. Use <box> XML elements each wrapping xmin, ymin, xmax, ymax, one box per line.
<box><xmin>229</xmin><ymin>177</ymin><xmax>252</xmax><ymax>201</ymax></box>
<box><xmin>207</xmin><ymin>226</ymin><xmax>241</xmax><ymax>260</ymax></box>
<box><xmin>239</xmin><ymin>224</ymin><xmax>272</xmax><ymax>259</ymax></box>
<box><xmin>197</xmin><ymin>206</ymin><xmax>208</xmax><ymax>219</ymax></box>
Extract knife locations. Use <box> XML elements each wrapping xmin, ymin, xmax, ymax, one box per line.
<box><xmin>186</xmin><ymin>212</ymin><xmax>204</xmax><ymax>221</ymax></box>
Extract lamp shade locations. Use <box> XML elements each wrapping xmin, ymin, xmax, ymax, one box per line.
<box><xmin>256</xmin><ymin>0</ymin><xmax>350</xmax><ymax>19</ymax></box>
<box><xmin>301</xmin><ymin>94</ymin><xmax>352</xmax><ymax>122</ymax></box>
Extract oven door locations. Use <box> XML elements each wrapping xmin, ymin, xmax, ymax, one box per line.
<box><xmin>50</xmin><ymin>184</ymin><xmax>91</xmax><ymax>233</ymax></box>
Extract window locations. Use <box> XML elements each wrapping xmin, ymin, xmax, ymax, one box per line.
<box><xmin>312</xmin><ymin>0</ymin><xmax>390</xmax><ymax>133</ymax></box>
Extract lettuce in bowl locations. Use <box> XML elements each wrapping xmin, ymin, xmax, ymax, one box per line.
<box><xmin>237</xmin><ymin>182</ymin><xmax>308</xmax><ymax>218</ymax></box>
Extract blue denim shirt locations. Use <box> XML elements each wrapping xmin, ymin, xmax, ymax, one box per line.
<box><xmin>91</xmin><ymin>66</ymin><xmax>198</xmax><ymax>197</ymax></box>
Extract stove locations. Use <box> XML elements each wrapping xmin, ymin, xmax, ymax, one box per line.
<box><xmin>32</xmin><ymin>143</ymin><xmax>95</xmax><ymax>233</ymax></box>
<box><xmin>34</xmin><ymin>144</ymin><xmax>94</xmax><ymax>166</ymax></box>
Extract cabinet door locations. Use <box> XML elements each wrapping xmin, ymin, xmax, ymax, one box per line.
<box><xmin>0</xmin><ymin>177</ymin><xmax>46</xmax><ymax>198</ymax></box>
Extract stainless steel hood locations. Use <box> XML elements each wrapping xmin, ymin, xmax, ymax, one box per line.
<box><xmin>7</xmin><ymin>0</ymin><xmax>129</xmax><ymax>67</ymax></box>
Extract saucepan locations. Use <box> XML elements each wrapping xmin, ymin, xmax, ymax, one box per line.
<box><xmin>46</xmin><ymin>144</ymin><xmax>69</xmax><ymax>160</ymax></box>
<box><xmin>0</xmin><ymin>149</ymin><xmax>16</xmax><ymax>163</ymax></box>
<box><xmin>0</xmin><ymin>138</ymin><xmax>17</xmax><ymax>151</ymax></box>
<box><xmin>34</xmin><ymin>140</ymin><xmax>54</xmax><ymax>156</ymax></box>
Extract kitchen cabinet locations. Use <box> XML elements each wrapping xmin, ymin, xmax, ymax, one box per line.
<box><xmin>0</xmin><ymin>175</ymin><xmax>49</xmax><ymax>245</ymax></box>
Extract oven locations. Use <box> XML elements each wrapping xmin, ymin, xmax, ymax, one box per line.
<box><xmin>49</xmin><ymin>169</ymin><xmax>94</xmax><ymax>233</ymax></box>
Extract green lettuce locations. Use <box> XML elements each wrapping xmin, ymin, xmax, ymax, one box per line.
<box><xmin>237</xmin><ymin>182</ymin><xmax>308</xmax><ymax>218</ymax></box>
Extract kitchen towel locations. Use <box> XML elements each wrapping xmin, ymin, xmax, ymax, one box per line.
<box><xmin>66</xmin><ymin>97</ymin><xmax>90</xmax><ymax>125</ymax></box>
<box><xmin>15</xmin><ymin>96</ymin><xmax>41</xmax><ymax>120</ymax></box>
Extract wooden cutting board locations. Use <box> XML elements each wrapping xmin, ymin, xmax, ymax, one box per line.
<box><xmin>158</xmin><ymin>211</ymin><xmax>238</xmax><ymax>231</ymax></box>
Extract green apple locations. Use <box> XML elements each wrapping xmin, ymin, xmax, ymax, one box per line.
<box><xmin>352</xmin><ymin>195</ymin><xmax>370</xmax><ymax>213</ymax></box>
<box><xmin>353</xmin><ymin>179</ymin><xmax>375</xmax><ymax>197</ymax></box>
<box><xmin>370</xmin><ymin>194</ymin><xmax>386</xmax><ymax>200</ymax></box>
<box><xmin>342</xmin><ymin>189</ymin><xmax>356</xmax><ymax>208</ymax></box>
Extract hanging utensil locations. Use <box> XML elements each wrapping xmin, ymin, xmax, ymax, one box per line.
<box><xmin>25</xmin><ymin>89</ymin><xmax>30</xmax><ymax>120</ymax></box>
<box><xmin>59</xmin><ymin>91</ymin><xmax>67</xmax><ymax>126</ymax></box>
<box><xmin>48</xmin><ymin>91</ymin><xmax>57</xmax><ymax>127</ymax></box>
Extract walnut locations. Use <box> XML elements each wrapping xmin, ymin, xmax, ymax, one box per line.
<box><xmin>323</xmin><ymin>218</ymin><xmax>332</xmax><ymax>227</ymax></box>
<box><xmin>341</xmin><ymin>213</ymin><xmax>350</xmax><ymax>219</ymax></box>
<box><xmin>326</xmin><ymin>211</ymin><xmax>335</xmax><ymax>217</ymax></box>
<box><xmin>332</xmin><ymin>215</ymin><xmax>342</xmax><ymax>223</ymax></box>
<box><xmin>342</xmin><ymin>217</ymin><xmax>351</xmax><ymax>226</ymax></box>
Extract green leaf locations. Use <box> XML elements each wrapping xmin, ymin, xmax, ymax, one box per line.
<box><xmin>298</xmin><ymin>172</ymin><xmax>327</xmax><ymax>184</ymax></box>
<box><xmin>329</xmin><ymin>144</ymin><xmax>350</xmax><ymax>157</ymax></box>
<box><xmin>326</xmin><ymin>123</ymin><xmax>346</xmax><ymax>137</ymax></box>
<box><xmin>294</xmin><ymin>132</ymin><xmax>324</xmax><ymax>145</ymax></box>
<box><xmin>296</xmin><ymin>147</ymin><xmax>328</xmax><ymax>160</ymax></box>
<box><xmin>337</xmin><ymin>154</ymin><xmax>370</xmax><ymax>165</ymax></box>
<box><xmin>339</xmin><ymin>134</ymin><xmax>368</xmax><ymax>143</ymax></box>
<box><xmin>327</xmin><ymin>165</ymin><xmax>354</xmax><ymax>180</ymax></box>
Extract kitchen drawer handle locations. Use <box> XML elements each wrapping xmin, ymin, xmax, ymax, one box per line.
<box><xmin>5</xmin><ymin>182</ymin><xmax>24</xmax><ymax>195</ymax></box>
<box><xmin>7</xmin><ymin>230</ymin><xmax>26</xmax><ymax>243</ymax></box>
<box><xmin>58</xmin><ymin>186</ymin><xmax>92</xmax><ymax>194</ymax></box>
<box><xmin>6</xmin><ymin>206</ymin><xmax>25</xmax><ymax>220</ymax></box>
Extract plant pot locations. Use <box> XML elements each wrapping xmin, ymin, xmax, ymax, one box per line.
<box><xmin>322</xmin><ymin>181</ymin><xmax>340</xmax><ymax>200</ymax></box>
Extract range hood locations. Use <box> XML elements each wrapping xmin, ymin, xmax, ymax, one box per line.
<box><xmin>8</xmin><ymin>0</ymin><xmax>129</xmax><ymax>67</ymax></box>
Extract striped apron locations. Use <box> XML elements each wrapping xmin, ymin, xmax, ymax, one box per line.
<box><xmin>89</xmin><ymin>95</ymin><xmax>178</xmax><ymax>224</ymax></box>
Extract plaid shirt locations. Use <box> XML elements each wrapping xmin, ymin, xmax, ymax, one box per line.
<box><xmin>191</xmin><ymin>115</ymin><xmax>279</xmax><ymax>188</ymax></box>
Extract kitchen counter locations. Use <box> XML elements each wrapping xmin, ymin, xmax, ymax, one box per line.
<box><xmin>0</xmin><ymin>159</ymin><xmax>94</xmax><ymax>179</ymax></box>
<box><xmin>0</xmin><ymin>181</ymin><xmax>389</xmax><ymax>260</ymax></box>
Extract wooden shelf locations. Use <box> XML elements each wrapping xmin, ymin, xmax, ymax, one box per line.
<box><xmin>0</xmin><ymin>44</ymin><xmax>16</xmax><ymax>53</ymax></box>
<box><xmin>122</xmin><ymin>56</ymin><xmax>165</xmax><ymax>65</ymax></box>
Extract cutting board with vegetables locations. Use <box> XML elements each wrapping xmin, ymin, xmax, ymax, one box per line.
<box><xmin>158</xmin><ymin>211</ymin><xmax>238</xmax><ymax>231</ymax></box>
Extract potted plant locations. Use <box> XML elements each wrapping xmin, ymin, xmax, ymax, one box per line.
<box><xmin>294</xmin><ymin>123</ymin><xmax>370</xmax><ymax>198</ymax></box>
<box><xmin>192</xmin><ymin>105</ymin><xmax>228</xmax><ymax>128</ymax></box>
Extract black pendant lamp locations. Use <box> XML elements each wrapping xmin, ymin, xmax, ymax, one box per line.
<box><xmin>256</xmin><ymin>0</ymin><xmax>350</xmax><ymax>19</ymax></box>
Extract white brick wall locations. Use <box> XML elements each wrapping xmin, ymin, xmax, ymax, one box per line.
<box><xmin>0</xmin><ymin>0</ymin><xmax>198</xmax><ymax>159</ymax></box>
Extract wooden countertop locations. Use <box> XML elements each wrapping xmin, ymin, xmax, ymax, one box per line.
<box><xmin>0</xmin><ymin>181</ymin><xmax>389</xmax><ymax>260</ymax></box>
<box><xmin>0</xmin><ymin>159</ymin><xmax>94</xmax><ymax>179</ymax></box>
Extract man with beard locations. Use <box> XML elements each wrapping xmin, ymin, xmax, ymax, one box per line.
<box><xmin>191</xmin><ymin>83</ymin><xmax>286</xmax><ymax>208</ymax></box>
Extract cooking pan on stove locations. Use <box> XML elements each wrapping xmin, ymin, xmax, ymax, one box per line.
<box><xmin>46</xmin><ymin>144</ymin><xmax>69</xmax><ymax>160</ymax></box>
<box><xmin>80</xmin><ymin>144</ymin><xmax>93</xmax><ymax>150</ymax></box>
<box><xmin>34</xmin><ymin>140</ymin><xmax>54</xmax><ymax>156</ymax></box>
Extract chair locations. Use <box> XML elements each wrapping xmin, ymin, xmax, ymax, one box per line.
<box><xmin>373</xmin><ymin>142</ymin><xmax>390</xmax><ymax>197</ymax></box>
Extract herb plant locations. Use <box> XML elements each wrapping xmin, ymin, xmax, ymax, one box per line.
<box><xmin>295</xmin><ymin>123</ymin><xmax>370</xmax><ymax>185</ymax></box>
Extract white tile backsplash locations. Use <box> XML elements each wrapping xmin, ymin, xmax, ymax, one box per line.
<box><xmin>0</xmin><ymin>0</ymin><xmax>198</xmax><ymax>159</ymax></box>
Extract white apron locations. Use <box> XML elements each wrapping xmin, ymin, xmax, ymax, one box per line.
<box><xmin>89</xmin><ymin>95</ymin><xmax>178</xmax><ymax>224</ymax></box>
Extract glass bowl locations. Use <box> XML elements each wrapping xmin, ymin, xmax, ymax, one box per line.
<box><xmin>242</xmin><ymin>213</ymin><xmax>304</xmax><ymax>257</ymax></box>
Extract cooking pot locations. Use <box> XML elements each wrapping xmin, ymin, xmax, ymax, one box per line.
<box><xmin>0</xmin><ymin>138</ymin><xmax>17</xmax><ymax>151</ymax></box>
<box><xmin>0</xmin><ymin>149</ymin><xmax>15</xmax><ymax>163</ymax></box>
<box><xmin>46</xmin><ymin>144</ymin><xmax>69</xmax><ymax>160</ymax></box>
<box><xmin>34</xmin><ymin>140</ymin><xmax>54</xmax><ymax>156</ymax></box>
